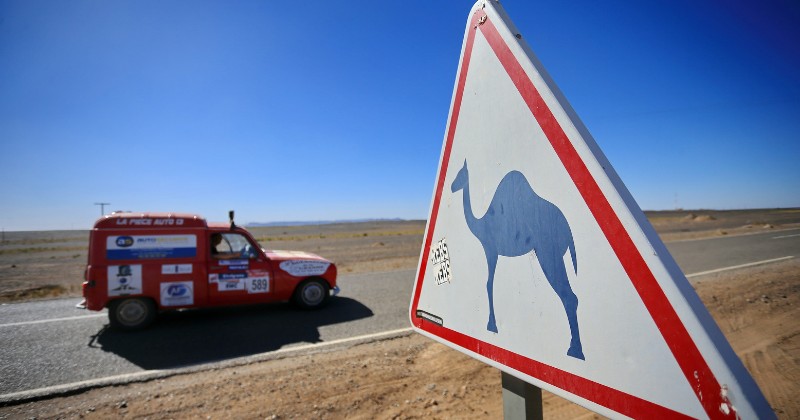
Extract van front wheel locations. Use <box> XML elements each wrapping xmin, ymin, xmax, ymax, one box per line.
<box><xmin>292</xmin><ymin>279</ymin><xmax>330</xmax><ymax>309</ymax></box>
<box><xmin>109</xmin><ymin>298</ymin><xmax>156</xmax><ymax>330</ymax></box>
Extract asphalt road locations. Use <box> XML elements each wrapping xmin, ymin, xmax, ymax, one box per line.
<box><xmin>1</xmin><ymin>228</ymin><xmax>797</xmax><ymax>397</ymax></box>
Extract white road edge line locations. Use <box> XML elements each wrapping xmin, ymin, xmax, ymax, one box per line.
<box><xmin>0</xmin><ymin>314</ymin><xmax>106</xmax><ymax>328</ymax></box>
<box><xmin>0</xmin><ymin>327</ymin><xmax>415</xmax><ymax>405</ymax></box>
<box><xmin>773</xmin><ymin>233</ymin><xmax>800</xmax><ymax>239</ymax></box>
<box><xmin>664</xmin><ymin>227</ymin><xmax>800</xmax><ymax>243</ymax></box>
<box><xmin>686</xmin><ymin>256</ymin><xmax>794</xmax><ymax>278</ymax></box>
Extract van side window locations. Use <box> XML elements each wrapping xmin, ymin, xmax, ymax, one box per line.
<box><xmin>210</xmin><ymin>233</ymin><xmax>258</xmax><ymax>259</ymax></box>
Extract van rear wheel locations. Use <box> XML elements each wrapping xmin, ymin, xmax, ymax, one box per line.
<box><xmin>292</xmin><ymin>278</ymin><xmax>330</xmax><ymax>309</ymax></box>
<box><xmin>109</xmin><ymin>298</ymin><xmax>156</xmax><ymax>330</ymax></box>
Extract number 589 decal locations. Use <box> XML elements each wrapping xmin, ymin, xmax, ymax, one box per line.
<box><xmin>246</xmin><ymin>272</ymin><xmax>270</xmax><ymax>294</ymax></box>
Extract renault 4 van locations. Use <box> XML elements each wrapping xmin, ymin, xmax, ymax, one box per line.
<box><xmin>79</xmin><ymin>211</ymin><xmax>338</xmax><ymax>329</ymax></box>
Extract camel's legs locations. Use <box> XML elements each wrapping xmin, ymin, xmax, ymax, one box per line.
<box><xmin>485</xmin><ymin>252</ymin><xmax>499</xmax><ymax>333</ymax></box>
<box><xmin>539</xmin><ymin>252</ymin><xmax>584</xmax><ymax>360</ymax></box>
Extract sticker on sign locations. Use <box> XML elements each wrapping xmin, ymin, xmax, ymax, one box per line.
<box><xmin>408</xmin><ymin>2</ymin><xmax>774</xmax><ymax>419</ymax></box>
<box><xmin>429</xmin><ymin>238</ymin><xmax>452</xmax><ymax>285</ymax></box>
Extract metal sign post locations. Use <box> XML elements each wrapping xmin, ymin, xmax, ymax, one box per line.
<box><xmin>502</xmin><ymin>372</ymin><xmax>543</xmax><ymax>420</ymax></box>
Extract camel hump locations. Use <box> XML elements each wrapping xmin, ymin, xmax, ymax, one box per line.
<box><xmin>490</xmin><ymin>170</ymin><xmax>556</xmax><ymax>214</ymax></box>
<box><xmin>483</xmin><ymin>170</ymin><xmax>574</xmax><ymax>255</ymax></box>
<box><xmin>502</xmin><ymin>170</ymin><xmax>529</xmax><ymax>186</ymax></box>
<box><xmin>494</xmin><ymin>171</ymin><xmax>537</xmax><ymax>199</ymax></box>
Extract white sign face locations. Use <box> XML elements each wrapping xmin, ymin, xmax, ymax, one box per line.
<box><xmin>409</xmin><ymin>2</ymin><xmax>772</xmax><ymax>419</ymax></box>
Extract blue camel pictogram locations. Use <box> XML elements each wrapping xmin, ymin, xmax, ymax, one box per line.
<box><xmin>451</xmin><ymin>160</ymin><xmax>584</xmax><ymax>360</ymax></box>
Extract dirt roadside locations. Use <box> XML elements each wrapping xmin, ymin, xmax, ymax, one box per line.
<box><xmin>0</xmin><ymin>209</ymin><xmax>799</xmax><ymax>418</ymax></box>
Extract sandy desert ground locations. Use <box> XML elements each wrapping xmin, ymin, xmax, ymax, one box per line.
<box><xmin>0</xmin><ymin>209</ymin><xmax>798</xmax><ymax>419</ymax></box>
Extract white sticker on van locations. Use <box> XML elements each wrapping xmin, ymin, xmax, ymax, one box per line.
<box><xmin>279</xmin><ymin>260</ymin><xmax>330</xmax><ymax>277</ymax></box>
<box><xmin>219</xmin><ymin>279</ymin><xmax>244</xmax><ymax>291</ymax></box>
<box><xmin>162</xmin><ymin>264</ymin><xmax>192</xmax><ymax>274</ymax></box>
<box><xmin>160</xmin><ymin>281</ymin><xmax>194</xmax><ymax>306</ymax></box>
<box><xmin>216</xmin><ymin>273</ymin><xmax>246</xmax><ymax>291</ymax></box>
<box><xmin>108</xmin><ymin>265</ymin><xmax>142</xmax><ymax>296</ymax></box>
<box><xmin>246</xmin><ymin>270</ymin><xmax>270</xmax><ymax>294</ymax></box>
<box><xmin>218</xmin><ymin>259</ymin><xmax>249</xmax><ymax>266</ymax></box>
<box><xmin>107</xmin><ymin>235</ymin><xmax>197</xmax><ymax>260</ymax></box>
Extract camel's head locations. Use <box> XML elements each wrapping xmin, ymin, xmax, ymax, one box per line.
<box><xmin>451</xmin><ymin>160</ymin><xmax>469</xmax><ymax>193</ymax></box>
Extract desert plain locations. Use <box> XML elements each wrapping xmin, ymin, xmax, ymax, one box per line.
<box><xmin>0</xmin><ymin>208</ymin><xmax>799</xmax><ymax>419</ymax></box>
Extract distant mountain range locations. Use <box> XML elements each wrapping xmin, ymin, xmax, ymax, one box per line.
<box><xmin>246</xmin><ymin>218</ymin><xmax>407</xmax><ymax>227</ymax></box>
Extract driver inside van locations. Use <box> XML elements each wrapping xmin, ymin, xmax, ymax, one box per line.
<box><xmin>210</xmin><ymin>233</ymin><xmax>235</xmax><ymax>259</ymax></box>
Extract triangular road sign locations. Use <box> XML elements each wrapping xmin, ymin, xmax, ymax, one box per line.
<box><xmin>409</xmin><ymin>2</ymin><xmax>774</xmax><ymax>418</ymax></box>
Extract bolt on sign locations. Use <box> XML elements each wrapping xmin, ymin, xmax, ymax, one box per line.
<box><xmin>409</xmin><ymin>1</ymin><xmax>774</xmax><ymax>418</ymax></box>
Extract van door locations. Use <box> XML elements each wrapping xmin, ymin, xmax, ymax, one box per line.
<box><xmin>207</xmin><ymin>232</ymin><xmax>273</xmax><ymax>305</ymax></box>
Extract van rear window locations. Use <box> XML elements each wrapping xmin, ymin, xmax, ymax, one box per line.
<box><xmin>106</xmin><ymin>235</ymin><xmax>197</xmax><ymax>260</ymax></box>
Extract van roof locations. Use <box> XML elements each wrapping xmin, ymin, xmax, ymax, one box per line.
<box><xmin>207</xmin><ymin>222</ymin><xmax>232</xmax><ymax>229</ymax></box>
<box><xmin>94</xmin><ymin>212</ymin><xmax>208</xmax><ymax>229</ymax></box>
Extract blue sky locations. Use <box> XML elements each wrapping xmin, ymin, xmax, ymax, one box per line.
<box><xmin>1</xmin><ymin>1</ymin><xmax>798</xmax><ymax>231</ymax></box>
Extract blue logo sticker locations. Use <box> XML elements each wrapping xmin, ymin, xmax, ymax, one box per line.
<box><xmin>220</xmin><ymin>273</ymin><xmax>247</xmax><ymax>280</ymax></box>
<box><xmin>167</xmin><ymin>284</ymin><xmax>189</xmax><ymax>297</ymax></box>
<box><xmin>116</xmin><ymin>236</ymin><xmax>134</xmax><ymax>247</ymax></box>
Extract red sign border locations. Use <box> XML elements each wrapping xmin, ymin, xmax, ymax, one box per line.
<box><xmin>410</xmin><ymin>8</ymin><xmax>735</xmax><ymax>419</ymax></box>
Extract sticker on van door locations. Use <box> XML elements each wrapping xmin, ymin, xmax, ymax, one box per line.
<box><xmin>217</xmin><ymin>259</ymin><xmax>249</xmax><ymax>270</ymax></box>
<box><xmin>160</xmin><ymin>281</ymin><xmax>194</xmax><ymax>306</ymax></box>
<box><xmin>108</xmin><ymin>265</ymin><xmax>142</xmax><ymax>296</ymax></box>
<box><xmin>246</xmin><ymin>270</ymin><xmax>270</xmax><ymax>294</ymax></box>
<box><xmin>219</xmin><ymin>279</ymin><xmax>245</xmax><ymax>291</ymax></box>
<box><xmin>216</xmin><ymin>273</ymin><xmax>246</xmax><ymax>291</ymax></box>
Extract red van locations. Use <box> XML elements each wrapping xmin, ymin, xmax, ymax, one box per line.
<box><xmin>79</xmin><ymin>211</ymin><xmax>338</xmax><ymax>329</ymax></box>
